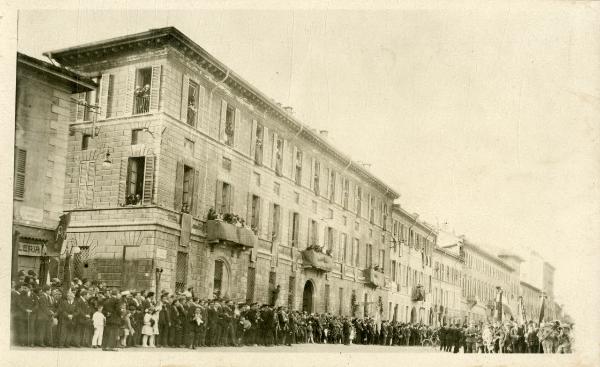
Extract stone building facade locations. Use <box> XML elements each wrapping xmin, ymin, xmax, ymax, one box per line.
<box><xmin>45</xmin><ymin>27</ymin><xmax>399</xmax><ymax>317</ymax></box>
<box><xmin>13</xmin><ymin>53</ymin><xmax>95</xmax><ymax>276</ymax></box>
<box><xmin>388</xmin><ymin>205</ymin><xmax>435</xmax><ymax>324</ymax></box>
<box><xmin>432</xmin><ymin>246</ymin><xmax>465</xmax><ymax>326</ymax></box>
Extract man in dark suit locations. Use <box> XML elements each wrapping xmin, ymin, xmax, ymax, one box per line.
<box><xmin>101</xmin><ymin>289</ymin><xmax>122</xmax><ymax>351</ymax></box>
<box><xmin>58</xmin><ymin>291</ymin><xmax>78</xmax><ymax>347</ymax></box>
<box><xmin>74</xmin><ymin>289</ymin><xmax>93</xmax><ymax>347</ymax></box>
<box><xmin>35</xmin><ymin>285</ymin><xmax>55</xmax><ymax>347</ymax></box>
<box><xmin>18</xmin><ymin>284</ymin><xmax>37</xmax><ymax>346</ymax></box>
<box><xmin>157</xmin><ymin>294</ymin><xmax>171</xmax><ymax>347</ymax></box>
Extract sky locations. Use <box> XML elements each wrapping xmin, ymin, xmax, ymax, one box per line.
<box><xmin>11</xmin><ymin>4</ymin><xmax>600</xmax><ymax>340</ymax></box>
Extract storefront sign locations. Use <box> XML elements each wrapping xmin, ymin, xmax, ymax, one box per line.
<box><xmin>18</xmin><ymin>242</ymin><xmax>43</xmax><ymax>257</ymax></box>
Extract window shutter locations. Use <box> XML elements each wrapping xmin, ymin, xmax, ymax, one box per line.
<box><xmin>99</xmin><ymin>73</ymin><xmax>110</xmax><ymax>120</ymax></box>
<box><xmin>261</xmin><ymin>198</ymin><xmax>268</xmax><ymax>237</ymax></box>
<box><xmin>215</xmin><ymin>180</ymin><xmax>223</xmax><ymax>213</ymax></box>
<box><xmin>323</xmin><ymin>167</ymin><xmax>329</xmax><ymax>198</ymax></box>
<box><xmin>174</xmin><ymin>161</ymin><xmax>184</xmax><ymax>211</ymax></box>
<box><xmin>181</xmin><ymin>75</ymin><xmax>190</xmax><ymax>123</ymax></box>
<box><xmin>267</xmin><ymin>202</ymin><xmax>274</xmax><ymax>242</ymax></box>
<box><xmin>234</xmin><ymin>108</ymin><xmax>241</xmax><ymax>150</ymax></box>
<box><xmin>142</xmin><ymin>156</ymin><xmax>156</xmax><ymax>205</ymax></box>
<box><xmin>246</xmin><ymin>192</ymin><xmax>253</xmax><ymax>223</ymax></box>
<box><xmin>219</xmin><ymin>100</ymin><xmax>228</xmax><ymax>143</ymax></box>
<box><xmin>292</xmin><ymin>146</ymin><xmax>298</xmax><ymax>181</ymax></box>
<box><xmin>192</xmin><ymin>169</ymin><xmax>201</xmax><ymax>217</ymax></box>
<box><xmin>309</xmin><ymin>157</ymin><xmax>314</xmax><ymax>190</ymax></box>
<box><xmin>228</xmin><ymin>184</ymin><xmax>235</xmax><ymax>213</ymax></box>
<box><xmin>14</xmin><ymin>148</ymin><xmax>26</xmax><ymax>199</ymax></box>
<box><xmin>198</xmin><ymin>84</ymin><xmax>207</xmax><ymax>130</ymax></box>
<box><xmin>124</xmin><ymin>68</ymin><xmax>136</xmax><ymax>115</ymax></box>
<box><xmin>250</xmin><ymin>119</ymin><xmax>257</xmax><ymax>158</ymax></box>
<box><xmin>118</xmin><ymin>157</ymin><xmax>128</xmax><ymax>205</ymax></box>
<box><xmin>307</xmin><ymin>218</ymin><xmax>312</xmax><ymax>247</ymax></box>
<box><xmin>288</xmin><ymin>210</ymin><xmax>293</xmax><ymax>246</ymax></box>
<box><xmin>271</xmin><ymin>132</ymin><xmax>278</xmax><ymax>168</ymax></box>
<box><xmin>263</xmin><ymin>127</ymin><xmax>271</xmax><ymax>168</ymax></box>
<box><xmin>149</xmin><ymin>65</ymin><xmax>161</xmax><ymax>112</ymax></box>
<box><xmin>282</xmin><ymin>139</ymin><xmax>288</xmax><ymax>176</ymax></box>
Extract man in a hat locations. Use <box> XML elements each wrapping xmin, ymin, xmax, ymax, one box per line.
<box><xmin>157</xmin><ymin>293</ymin><xmax>172</xmax><ymax>347</ymax></box>
<box><xmin>464</xmin><ymin>321</ymin><xmax>477</xmax><ymax>353</ymax></box>
<box><xmin>57</xmin><ymin>291</ymin><xmax>78</xmax><ymax>347</ymax></box>
<box><xmin>102</xmin><ymin>289</ymin><xmax>122</xmax><ymax>351</ymax></box>
<box><xmin>35</xmin><ymin>285</ymin><xmax>55</xmax><ymax>347</ymax></box>
<box><xmin>74</xmin><ymin>289</ymin><xmax>93</xmax><ymax>347</ymax></box>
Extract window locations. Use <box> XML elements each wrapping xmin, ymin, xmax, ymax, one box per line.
<box><xmin>356</xmin><ymin>186</ymin><xmax>362</xmax><ymax>216</ymax></box>
<box><xmin>126</xmin><ymin>157</ymin><xmax>145</xmax><ymax>205</ymax></box>
<box><xmin>270</xmin><ymin>203</ymin><xmax>281</xmax><ymax>241</ymax></box>
<box><xmin>213</xmin><ymin>260</ymin><xmax>225</xmax><ymax>298</ymax></box>
<box><xmin>366</xmin><ymin>243</ymin><xmax>373</xmax><ymax>267</ymax></box>
<box><xmin>313</xmin><ymin>160</ymin><xmax>320</xmax><ymax>195</ymax></box>
<box><xmin>131</xmin><ymin>129</ymin><xmax>143</xmax><ymax>145</ymax></box>
<box><xmin>14</xmin><ymin>148</ymin><xmax>26</xmax><ymax>199</ymax></box>
<box><xmin>392</xmin><ymin>260</ymin><xmax>397</xmax><ymax>282</ymax></box>
<box><xmin>288</xmin><ymin>276</ymin><xmax>296</xmax><ymax>309</ymax></box>
<box><xmin>222</xmin><ymin>157</ymin><xmax>232</xmax><ymax>171</ymax></box>
<box><xmin>326</xmin><ymin>227</ymin><xmax>334</xmax><ymax>251</ymax></box>
<box><xmin>184</xmin><ymin>139</ymin><xmax>195</xmax><ymax>155</ymax></box>
<box><xmin>254</xmin><ymin>124</ymin><xmax>263</xmax><ymax>165</ymax></box>
<box><xmin>342</xmin><ymin>178</ymin><xmax>349</xmax><ymax>210</ymax></box>
<box><xmin>378</xmin><ymin>249</ymin><xmax>385</xmax><ymax>270</ymax></box>
<box><xmin>290</xmin><ymin>212</ymin><xmax>300</xmax><ymax>247</ymax></box>
<box><xmin>134</xmin><ymin>67</ymin><xmax>152</xmax><ymax>114</ymax></box>
<box><xmin>251</xmin><ymin>195</ymin><xmax>261</xmax><ymax>233</ymax></box>
<box><xmin>369</xmin><ymin>194</ymin><xmax>375</xmax><ymax>224</ymax></box>
<box><xmin>176</xmin><ymin>251</ymin><xmax>189</xmax><ymax>292</ymax></box>
<box><xmin>75</xmin><ymin>91</ymin><xmax>93</xmax><ymax>122</ymax></box>
<box><xmin>353</xmin><ymin>238</ymin><xmax>360</xmax><ymax>266</ymax></box>
<box><xmin>341</xmin><ymin>233</ymin><xmax>348</xmax><ymax>263</ymax></box>
<box><xmin>246</xmin><ymin>267</ymin><xmax>256</xmax><ymax>303</ymax></box>
<box><xmin>309</xmin><ymin>219</ymin><xmax>318</xmax><ymax>246</ymax></box>
<box><xmin>186</xmin><ymin>80</ymin><xmax>199</xmax><ymax>126</ymax></box>
<box><xmin>216</xmin><ymin>181</ymin><xmax>232</xmax><ymax>214</ymax></box>
<box><xmin>181</xmin><ymin>165</ymin><xmax>194</xmax><ymax>213</ymax></box>
<box><xmin>294</xmin><ymin>149</ymin><xmax>303</xmax><ymax>185</ymax></box>
<box><xmin>329</xmin><ymin>170</ymin><xmax>336</xmax><ymax>202</ymax></box>
<box><xmin>383</xmin><ymin>204</ymin><xmax>388</xmax><ymax>230</ymax></box>
<box><xmin>81</xmin><ymin>134</ymin><xmax>91</xmax><ymax>150</ymax></box>
<box><xmin>274</xmin><ymin>137</ymin><xmax>283</xmax><ymax>176</ymax></box>
<box><xmin>224</xmin><ymin>105</ymin><xmax>235</xmax><ymax>146</ymax></box>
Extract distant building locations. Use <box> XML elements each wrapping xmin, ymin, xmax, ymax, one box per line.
<box><xmin>13</xmin><ymin>53</ymin><xmax>95</xmax><ymax>278</ymax></box>
<box><xmin>433</xmin><ymin>244</ymin><xmax>465</xmax><ymax>326</ymax></box>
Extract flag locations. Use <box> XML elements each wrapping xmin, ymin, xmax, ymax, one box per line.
<box><xmin>495</xmin><ymin>288</ymin><xmax>503</xmax><ymax>322</ymax></box>
<box><xmin>55</xmin><ymin>212</ymin><xmax>71</xmax><ymax>253</ymax></box>
<box><xmin>538</xmin><ymin>296</ymin><xmax>546</xmax><ymax>324</ymax></box>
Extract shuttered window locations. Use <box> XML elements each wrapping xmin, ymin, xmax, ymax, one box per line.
<box><xmin>14</xmin><ymin>148</ymin><xmax>26</xmax><ymax>199</ymax></box>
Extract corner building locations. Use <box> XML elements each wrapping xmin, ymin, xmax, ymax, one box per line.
<box><xmin>47</xmin><ymin>27</ymin><xmax>400</xmax><ymax>315</ymax></box>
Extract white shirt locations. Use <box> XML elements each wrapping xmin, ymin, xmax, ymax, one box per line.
<box><xmin>92</xmin><ymin>311</ymin><xmax>106</xmax><ymax>328</ymax></box>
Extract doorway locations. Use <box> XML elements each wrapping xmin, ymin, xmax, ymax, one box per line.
<box><xmin>302</xmin><ymin>280</ymin><xmax>314</xmax><ymax>313</ymax></box>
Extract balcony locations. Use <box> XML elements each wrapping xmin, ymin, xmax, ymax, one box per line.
<box><xmin>364</xmin><ymin>266</ymin><xmax>385</xmax><ymax>288</ymax></box>
<box><xmin>301</xmin><ymin>248</ymin><xmax>333</xmax><ymax>272</ymax></box>
<box><xmin>206</xmin><ymin>220</ymin><xmax>256</xmax><ymax>250</ymax></box>
<box><xmin>134</xmin><ymin>94</ymin><xmax>150</xmax><ymax>115</ymax></box>
<box><xmin>411</xmin><ymin>285</ymin><xmax>426</xmax><ymax>302</ymax></box>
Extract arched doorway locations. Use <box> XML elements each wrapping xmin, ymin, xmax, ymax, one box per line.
<box><xmin>302</xmin><ymin>280</ymin><xmax>314</xmax><ymax>313</ymax></box>
<box><xmin>410</xmin><ymin>307</ymin><xmax>417</xmax><ymax>323</ymax></box>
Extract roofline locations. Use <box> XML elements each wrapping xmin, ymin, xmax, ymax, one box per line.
<box><xmin>43</xmin><ymin>27</ymin><xmax>399</xmax><ymax>198</ymax></box>
<box><xmin>391</xmin><ymin>204</ymin><xmax>437</xmax><ymax>234</ymax></box>
<box><xmin>520</xmin><ymin>280</ymin><xmax>541</xmax><ymax>292</ymax></box>
<box><xmin>434</xmin><ymin>246</ymin><xmax>464</xmax><ymax>262</ymax></box>
<box><xmin>17</xmin><ymin>52</ymin><xmax>96</xmax><ymax>91</ymax></box>
<box><xmin>462</xmin><ymin>240</ymin><xmax>515</xmax><ymax>272</ymax></box>
<box><xmin>498</xmin><ymin>253</ymin><xmax>525</xmax><ymax>263</ymax></box>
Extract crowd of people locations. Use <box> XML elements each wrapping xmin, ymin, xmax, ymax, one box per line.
<box><xmin>11</xmin><ymin>271</ymin><xmax>572</xmax><ymax>353</ymax></box>
<box><xmin>437</xmin><ymin>320</ymin><xmax>572</xmax><ymax>353</ymax></box>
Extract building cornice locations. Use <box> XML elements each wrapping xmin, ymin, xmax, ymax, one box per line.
<box><xmin>17</xmin><ymin>52</ymin><xmax>96</xmax><ymax>92</ymax></box>
<box><xmin>462</xmin><ymin>240</ymin><xmax>515</xmax><ymax>272</ymax></box>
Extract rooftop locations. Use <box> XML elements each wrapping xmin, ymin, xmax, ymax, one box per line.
<box><xmin>17</xmin><ymin>52</ymin><xmax>96</xmax><ymax>92</ymax></box>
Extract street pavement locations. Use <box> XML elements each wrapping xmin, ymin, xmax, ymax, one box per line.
<box><xmin>12</xmin><ymin>344</ymin><xmax>442</xmax><ymax>353</ymax></box>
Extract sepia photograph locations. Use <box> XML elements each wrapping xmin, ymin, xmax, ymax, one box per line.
<box><xmin>1</xmin><ymin>2</ymin><xmax>599</xmax><ymax>367</ymax></box>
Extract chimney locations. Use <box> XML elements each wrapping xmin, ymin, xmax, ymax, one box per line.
<box><xmin>319</xmin><ymin>130</ymin><xmax>329</xmax><ymax>138</ymax></box>
<box><xmin>283</xmin><ymin>106</ymin><xmax>294</xmax><ymax>115</ymax></box>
